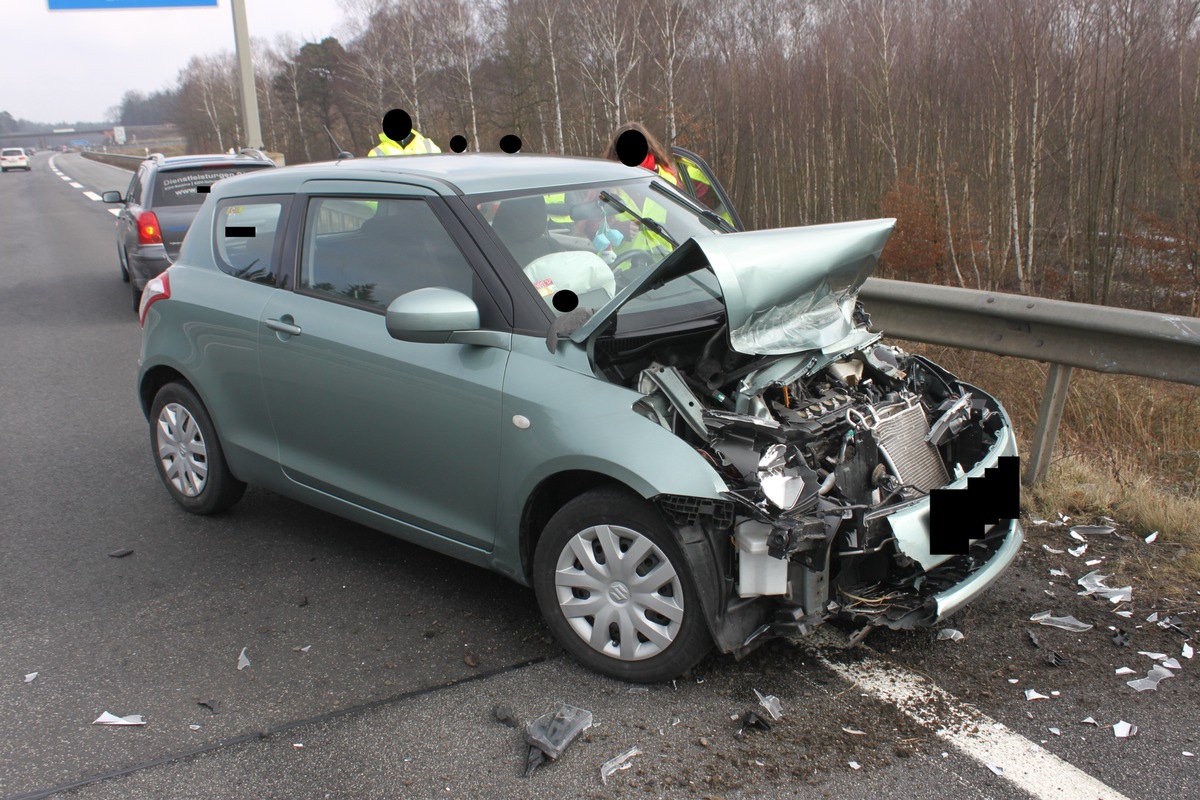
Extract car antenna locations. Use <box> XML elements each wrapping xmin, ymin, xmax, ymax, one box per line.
<box><xmin>324</xmin><ymin>125</ymin><xmax>354</xmax><ymax>160</ymax></box>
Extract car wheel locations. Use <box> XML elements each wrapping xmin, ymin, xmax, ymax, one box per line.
<box><xmin>149</xmin><ymin>382</ymin><xmax>246</xmax><ymax>515</ymax></box>
<box><xmin>132</xmin><ymin>283</ymin><xmax>142</xmax><ymax>312</ymax></box>
<box><xmin>533</xmin><ymin>488</ymin><xmax>711</xmax><ymax>682</ymax></box>
<box><xmin>119</xmin><ymin>246</ymin><xmax>130</xmax><ymax>283</ymax></box>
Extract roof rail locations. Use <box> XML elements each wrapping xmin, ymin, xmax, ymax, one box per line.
<box><xmin>238</xmin><ymin>147</ymin><xmax>275</xmax><ymax>164</ymax></box>
<box><xmin>147</xmin><ymin>152</ymin><xmax>165</xmax><ymax>163</ymax></box>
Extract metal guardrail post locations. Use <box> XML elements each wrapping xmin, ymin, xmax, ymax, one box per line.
<box><xmin>1024</xmin><ymin>363</ymin><xmax>1074</xmax><ymax>485</ymax></box>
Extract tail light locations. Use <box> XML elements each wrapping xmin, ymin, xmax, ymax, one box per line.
<box><xmin>139</xmin><ymin>272</ymin><xmax>171</xmax><ymax>327</ymax></box>
<box><xmin>137</xmin><ymin>211</ymin><xmax>163</xmax><ymax>245</ymax></box>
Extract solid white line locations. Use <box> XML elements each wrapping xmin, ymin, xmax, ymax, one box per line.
<box><xmin>108</xmin><ymin>208</ymin><xmax>120</xmax><ymax>216</ymax></box>
<box><xmin>69</xmin><ymin>181</ymin><xmax>84</xmax><ymax>189</ymax></box>
<box><xmin>819</xmin><ymin>654</ymin><xmax>1130</xmax><ymax>800</ymax></box>
<box><xmin>83</xmin><ymin>191</ymin><xmax>102</xmax><ymax>201</ymax></box>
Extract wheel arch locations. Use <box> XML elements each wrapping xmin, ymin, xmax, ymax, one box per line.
<box><xmin>518</xmin><ymin>470</ymin><xmax>627</xmax><ymax>583</ymax></box>
<box><xmin>139</xmin><ymin>365</ymin><xmax>192</xmax><ymax>420</ymax></box>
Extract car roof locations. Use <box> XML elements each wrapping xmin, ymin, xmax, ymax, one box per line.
<box><xmin>150</xmin><ymin>154</ymin><xmax>274</xmax><ymax>172</ymax></box>
<box><xmin>208</xmin><ymin>153</ymin><xmax>652</xmax><ymax>198</ymax></box>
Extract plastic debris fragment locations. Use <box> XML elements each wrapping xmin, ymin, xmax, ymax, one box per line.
<box><xmin>1183</xmin><ymin>643</ymin><xmax>1194</xmax><ymax>659</ymax></box>
<box><xmin>987</xmin><ymin>763</ymin><xmax>1004</xmax><ymax>776</ymax></box>
<box><xmin>1162</xmin><ymin>658</ymin><xmax>1182</xmax><ymax>670</ymax></box>
<box><xmin>1158</xmin><ymin>615</ymin><xmax>1187</xmax><ymax>634</ymax></box>
<box><xmin>734</xmin><ymin>710</ymin><xmax>772</xmax><ymax>737</ymax></box>
<box><xmin>754</xmin><ymin>689</ymin><xmax>783</xmax><ymax>721</ymax></box>
<box><xmin>24</xmin><ymin>672</ymin><xmax>37</xmax><ymax>683</ymax></box>
<box><xmin>1071</xmin><ymin>525</ymin><xmax>1115</xmax><ymax>536</ymax></box>
<box><xmin>1145</xmin><ymin>531</ymin><xmax>1159</xmax><ymax>544</ymax></box>
<box><xmin>237</xmin><ymin>647</ymin><xmax>250</xmax><ymax>671</ymax></box>
<box><xmin>1049</xmin><ymin>727</ymin><xmax>1062</xmax><ymax>735</ymax></box>
<box><xmin>1049</xmin><ymin>568</ymin><xmax>1068</xmax><ymax>578</ymax></box>
<box><xmin>1185</xmin><ymin>752</ymin><xmax>1195</xmax><ymax>757</ymax></box>
<box><xmin>1042</xmin><ymin>545</ymin><xmax>1065</xmax><ymax>554</ymax></box>
<box><xmin>1127</xmin><ymin>666</ymin><xmax>1174</xmax><ymax>691</ymax></box>
<box><xmin>493</xmin><ymin>706</ymin><xmax>519</xmax><ymax>728</ymax></box>
<box><xmin>1008</xmin><ymin>678</ymin><xmax>1019</xmax><ymax>684</ymax></box>
<box><xmin>1082</xmin><ymin>717</ymin><xmax>1099</xmax><ymax>726</ymax></box>
<box><xmin>842</xmin><ymin>727</ymin><xmax>867</xmax><ymax>735</ymax></box>
<box><xmin>1067</xmin><ymin>544</ymin><xmax>1088</xmax><ymax>557</ymax></box>
<box><xmin>1146</xmin><ymin>612</ymin><xmax>1160</xmax><ymax>623</ymax></box>
<box><xmin>1076</xmin><ymin>571</ymin><xmax>1132</xmax><ymax>603</ymax></box>
<box><xmin>1069</xmin><ymin>530</ymin><xmax>1086</xmax><ymax>542</ymax></box>
<box><xmin>1031</xmin><ymin>612</ymin><xmax>1093</xmax><ymax>632</ymax></box>
<box><xmin>1112</xmin><ymin>630</ymin><xmax>1131</xmax><ymax>647</ymax></box>
<box><xmin>108</xmin><ymin>548</ymin><xmax>134</xmax><ymax>558</ymax></box>
<box><xmin>1115</xmin><ymin>667</ymin><xmax>1135</xmax><ymax>675</ymax></box>
<box><xmin>1028</xmin><ymin>630</ymin><xmax>1041</xmax><ymax>648</ymax></box>
<box><xmin>293</xmin><ymin>743</ymin><xmax>303</xmax><ymax>749</ymax></box>
<box><xmin>1113</xmin><ymin>721</ymin><xmax>1137</xmax><ymax>738</ymax></box>
<box><xmin>1138</xmin><ymin>651</ymin><xmax>1168</xmax><ymax>660</ymax></box>
<box><xmin>937</xmin><ymin>628</ymin><xmax>964</xmax><ymax>642</ymax></box>
<box><xmin>522</xmin><ymin>703</ymin><xmax>592</xmax><ymax>776</ymax></box>
<box><xmin>849</xmin><ymin>761</ymin><xmax>862</xmax><ymax>770</ymax></box>
<box><xmin>1115</xmin><ymin>610</ymin><xmax>1133</xmax><ymax>618</ymax></box>
<box><xmin>1031</xmin><ymin>519</ymin><xmax>1051</xmax><ymax>526</ymax></box>
<box><xmin>600</xmin><ymin>746</ymin><xmax>642</xmax><ymax>785</ymax></box>
<box><xmin>94</xmin><ymin>712</ymin><xmax>145</xmax><ymax>726</ymax></box>
<box><xmin>1025</xmin><ymin>689</ymin><xmax>1049</xmax><ymax>700</ymax></box>
<box><xmin>189</xmin><ymin>724</ymin><xmax>200</xmax><ymax>730</ymax></box>
<box><xmin>1085</xmin><ymin>559</ymin><xmax>1103</xmax><ymax>566</ymax></box>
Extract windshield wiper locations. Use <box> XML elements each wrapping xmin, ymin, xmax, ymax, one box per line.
<box><xmin>649</xmin><ymin>182</ymin><xmax>737</xmax><ymax>233</ymax></box>
<box><xmin>598</xmin><ymin>191</ymin><xmax>678</xmax><ymax>248</ymax></box>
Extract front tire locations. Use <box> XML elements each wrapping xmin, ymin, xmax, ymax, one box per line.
<box><xmin>149</xmin><ymin>382</ymin><xmax>245</xmax><ymax>514</ymax></box>
<box><xmin>533</xmin><ymin>489</ymin><xmax>711</xmax><ymax>682</ymax></box>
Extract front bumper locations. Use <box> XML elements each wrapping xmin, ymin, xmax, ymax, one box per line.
<box><xmin>931</xmin><ymin>518</ymin><xmax>1023</xmax><ymax>621</ymax></box>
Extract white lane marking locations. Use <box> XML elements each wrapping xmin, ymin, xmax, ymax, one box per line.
<box><xmin>69</xmin><ymin>181</ymin><xmax>84</xmax><ymax>189</ymax></box>
<box><xmin>60</xmin><ymin>175</ymin><xmax>71</xmax><ymax>181</ymax></box>
<box><xmin>819</xmin><ymin>655</ymin><xmax>1130</xmax><ymax>800</ymax></box>
<box><xmin>83</xmin><ymin>191</ymin><xmax>102</xmax><ymax>201</ymax></box>
<box><xmin>108</xmin><ymin>209</ymin><xmax>120</xmax><ymax>216</ymax></box>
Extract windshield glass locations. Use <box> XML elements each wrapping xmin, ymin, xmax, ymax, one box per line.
<box><xmin>471</xmin><ymin>178</ymin><xmax>726</xmax><ymax>326</ymax></box>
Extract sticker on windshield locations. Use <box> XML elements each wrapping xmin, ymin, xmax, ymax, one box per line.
<box><xmin>534</xmin><ymin>278</ymin><xmax>556</xmax><ymax>297</ymax></box>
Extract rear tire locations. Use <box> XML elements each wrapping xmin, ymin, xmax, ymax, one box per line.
<box><xmin>149</xmin><ymin>382</ymin><xmax>245</xmax><ymax>515</ymax></box>
<box><xmin>533</xmin><ymin>488</ymin><xmax>711</xmax><ymax>682</ymax></box>
<box><xmin>132</xmin><ymin>283</ymin><xmax>142</xmax><ymax>312</ymax></box>
<box><xmin>119</xmin><ymin>246</ymin><xmax>130</xmax><ymax>283</ymax></box>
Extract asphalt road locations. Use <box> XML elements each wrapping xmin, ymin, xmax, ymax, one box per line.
<box><xmin>0</xmin><ymin>152</ymin><xmax>1193</xmax><ymax>800</ymax></box>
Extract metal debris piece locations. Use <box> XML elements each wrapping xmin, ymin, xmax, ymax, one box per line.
<box><xmin>849</xmin><ymin>761</ymin><xmax>862</xmax><ymax>770</ymax></box>
<box><xmin>1115</xmin><ymin>667</ymin><xmax>1135</xmax><ymax>675</ymax></box>
<box><xmin>1183</xmin><ymin>643</ymin><xmax>1194</xmax><ymax>659</ymax></box>
<box><xmin>1162</xmin><ymin>658</ymin><xmax>1182</xmax><ymax>670</ymax></box>
<box><xmin>1031</xmin><ymin>612</ymin><xmax>1093</xmax><ymax>632</ymax></box>
<box><xmin>237</xmin><ymin>647</ymin><xmax>250</xmax><ymax>671</ymax></box>
<box><xmin>1025</xmin><ymin>689</ymin><xmax>1049</xmax><ymax>701</ymax></box>
<box><xmin>94</xmin><ymin>712</ymin><xmax>145</xmax><ymax>726</ymax></box>
<box><xmin>1042</xmin><ymin>545</ymin><xmax>1065</xmax><ymax>554</ymax></box>
<box><xmin>1047</xmin><ymin>652</ymin><xmax>1067</xmax><ymax>667</ymax></box>
<box><xmin>1145</xmin><ymin>531</ymin><xmax>1159</xmax><ymax>543</ymax></box>
<box><xmin>1113</xmin><ymin>721</ymin><xmax>1138</xmax><ymax>738</ymax></box>
<box><xmin>842</xmin><ymin>727</ymin><xmax>867</xmax><ymax>735</ymax></box>
<box><xmin>1112</xmin><ymin>630</ymin><xmax>1131</xmax><ymax>647</ymax></box>
<box><xmin>108</xmin><ymin>548</ymin><xmax>134</xmax><ymax>558</ymax></box>
<box><xmin>734</xmin><ymin>710</ymin><xmax>772</xmax><ymax>737</ymax></box>
<box><xmin>987</xmin><ymin>763</ymin><xmax>1004</xmax><ymax>776</ymax></box>
<box><xmin>1127</xmin><ymin>666</ymin><xmax>1174</xmax><ymax>691</ymax></box>
<box><xmin>1068</xmin><ymin>544</ymin><xmax>1088</xmax><ymax>558</ymax></box>
<box><xmin>937</xmin><ymin>628</ymin><xmax>964</xmax><ymax>642</ymax></box>
<box><xmin>1071</xmin><ymin>525</ymin><xmax>1116</xmax><ymax>536</ymax></box>
<box><xmin>1076</xmin><ymin>571</ymin><xmax>1132</xmax><ymax>603</ymax></box>
<box><xmin>492</xmin><ymin>706</ymin><xmax>519</xmax><ymax>728</ymax></box>
<box><xmin>754</xmin><ymin>689</ymin><xmax>783</xmax><ymax>721</ymax></box>
<box><xmin>600</xmin><ymin>746</ymin><xmax>642</xmax><ymax>785</ymax></box>
<box><xmin>24</xmin><ymin>672</ymin><xmax>37</xmax><ymax>683</ymax></box>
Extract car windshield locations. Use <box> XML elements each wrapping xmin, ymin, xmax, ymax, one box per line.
<box><xmin>471</xmin><ymin>178</ymin><xmax>726</xmax><ymax>327</ymax></box>
<box><xmin>154</xmin><ymin>166</ymin><xmax>270</xmax><ymax>207</ymax></box>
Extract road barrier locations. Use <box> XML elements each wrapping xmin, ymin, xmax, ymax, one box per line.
<box><xmin>860</xmin><ymin>278</ymin><xmax>1200</xmax><ymax>484</ymax></box>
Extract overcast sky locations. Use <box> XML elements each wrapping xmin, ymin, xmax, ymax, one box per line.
<box><xmin>4</xmin><ymin>0</ymin><xmax>347</xmax><ymax>123</ymax></box>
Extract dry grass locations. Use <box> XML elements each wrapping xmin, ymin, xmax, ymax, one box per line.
<box><xmin>901</xmin><ymin>343</ymin><xmax>1200</xmax><ymax>586</ymax></box>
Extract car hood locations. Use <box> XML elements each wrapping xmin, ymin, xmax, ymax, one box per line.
<box><xmin>571</xmin><ymin>218</ymin><xmax>896</xmax><ymax>355</ymax></box>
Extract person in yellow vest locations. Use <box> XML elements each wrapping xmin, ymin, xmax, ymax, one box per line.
<box><xmin>595</xmin><ymin>123</ymin><xmax>680</xmax><ymax>264</ymax></box>
<box><xmin>368</xmin><ymin>109</ymin><xmax>441</xmax><ymax>157</ymax></box>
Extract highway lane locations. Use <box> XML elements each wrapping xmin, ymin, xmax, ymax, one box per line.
<box><xmin>0</xmin><ymin>152</ymin><xmax>1189</xmax><ymax>800</ymax></box>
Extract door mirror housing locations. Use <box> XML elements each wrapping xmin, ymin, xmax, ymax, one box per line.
<box><xmin>385</xmin><ymin>287</ymin><xmax>481</xmax><ymax>343</ymax></box>
<box><xmin>101</xmin><ymin>191</ymin><xmax>123</xmax><ymax>204</ymax></box>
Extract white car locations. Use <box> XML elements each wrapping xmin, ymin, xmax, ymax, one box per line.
<box><xmin>1</xmin><ymin>148</ymin><xmax>31</xmax><ymax>172</ymax></box>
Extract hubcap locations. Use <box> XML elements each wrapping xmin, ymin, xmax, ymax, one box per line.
<box><xmin>156</xmin><ymin>402</ymin><xmax>208</xmax><ymax>497</ymax></box>
<box><xmin>554</xmin><ymin>524</ymin><xmax>684</xmax><ymax>661</ymax></box>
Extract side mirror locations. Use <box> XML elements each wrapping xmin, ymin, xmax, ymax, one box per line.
<box><xmin>385</xmin><ymin>287</ymin><xmax>481</xmax><ymax>344</ymax></box>
<box><xmin>101</xmin><ymin>191</ymin><xmax>123</xmax><ymax>204</ymax></box>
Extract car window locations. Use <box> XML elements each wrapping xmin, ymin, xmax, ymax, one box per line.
<box><xmin>153</xmin><ymin>166</ymin><xmax>270</xmax><ymax>208</ymax></box>
<box><xmin>213</xmin><ymin>197</ymin><xmax>288</xmax><ymax>285</ymax></box>
<box><xmin>1</xmin><ymin>149</ymin><xmax>23</xmax><ymax>157</ymax></box>
<box><xmin>128</xmin><ymin>171</ymin><xmax>144</xmax><ymax>206</ymax></box>
<box><xmin>300</xmin><ymin>197</ymin><xmax>476</xmax><ymax>311</ymax></box>
<box><xmin>673</xmin><ymin>150</ymin><xmax>742</xmax><ymax>231</ymax></box>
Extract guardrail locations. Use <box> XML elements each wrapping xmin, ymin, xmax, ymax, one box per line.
<box><xmin>859</xmin><ymin>277</ymin><xmax>1200</xmax><ymax>484</ymax></box>
<box><xmin>79</xmin><ymin>151</ymin><xmax>147</xmax><ymax>169</ymax></box>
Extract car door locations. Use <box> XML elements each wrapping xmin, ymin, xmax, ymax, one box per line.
<box><xmin>257</xmin><ymin>190</ymin><xmax>510</xmax><ymax>551</ymax></box>
<box><xmin>118</xmin><ymin>168</ymin><xmax>146</xmax><ymax>256</ymax></box>
<box><xmin>671</xmin><ymin>146</ymin><xmax>745</xmax><ymax>232</ymax></box>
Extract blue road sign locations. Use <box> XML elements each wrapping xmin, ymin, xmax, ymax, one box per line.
<box><xmin>49</xmin><ymin>1</ymin><xmax>217</xmax><ymax>9</ymax></box>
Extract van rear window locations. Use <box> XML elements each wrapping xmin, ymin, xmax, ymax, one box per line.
<box><xmin>154</xmin><ymin>166</ymin><xmax>269</xmax><ymax>207</ymax></box>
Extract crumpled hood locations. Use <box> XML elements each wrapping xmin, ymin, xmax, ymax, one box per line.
<box><xmin>571</xmin><ymin>218</ymin><xmax>896</xmax><ymax>355</ymax></box>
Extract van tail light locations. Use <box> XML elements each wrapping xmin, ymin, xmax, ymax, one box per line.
<box><xmin>137</xmin><ymin>211</ymin><xmax>163</xmax><ymax>245</ymax></box>
<box><xmin>139</xmin><ymin>272</ymin><xmax>171</xmax><ymax>327</ymax></box>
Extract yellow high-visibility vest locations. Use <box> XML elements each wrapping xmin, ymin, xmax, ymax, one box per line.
<box><xmin>368</xmin><ymin>130</ymin><xmax>442</xmax><ymax>157</ymax></box>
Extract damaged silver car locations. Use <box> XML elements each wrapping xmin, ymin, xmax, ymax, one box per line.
<box><xmin>137</xmin><ymin>153</ymin><xmax>1021</xmax><ymax>684</ymax></box>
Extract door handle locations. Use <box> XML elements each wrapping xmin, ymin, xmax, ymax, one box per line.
<box><xmin>265</xmin><ymin>317</ymin><xmax>302</xmax><ymax>336</ymax></box>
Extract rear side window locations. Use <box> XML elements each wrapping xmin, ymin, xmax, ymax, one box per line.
<box><xmin>154</xmin><ymin>166</ymin><xmax>269</xmax><ymax>207</ymax></box>
<box><xmin>213</xmin><ymin>197</ymin><xmax>289</xmax><ymax>285</ymax></box>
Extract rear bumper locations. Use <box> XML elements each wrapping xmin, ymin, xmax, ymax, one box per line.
<box><xmin>127</xmin><ymin>245</ymin><xmax>170</xmax><ymax>290</ymax></box>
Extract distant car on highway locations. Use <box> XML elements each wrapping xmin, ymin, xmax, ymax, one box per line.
<box><xmin>103</xmin><ymin>150</ymin><xmax>275</xmax><ymax>309</ymax></box>
<box><xmin>1</xmin><ymin>148</ymin><xmax>31</xmax><ymax>172</ymax></box>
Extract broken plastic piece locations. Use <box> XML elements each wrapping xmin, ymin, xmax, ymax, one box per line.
<box><xmin>237</xmin><ymin>647</ymin><xmax>250</xmax><ymax>671</ymax></box>
<box><xmin>523</xmin><ymin>745</ymin><xmax>545</xmax><ymax>777</ymax></box>
<box><xmin>1049</xmin><ymin>568</ymin><xmax>1068</xmax><ymax>578</ymax></box>
<box><xmin>1146</xmin><ymin>612</ymin><xmax>1159</xmax><ymax>623</ymax></box>
<box><xmin>1049</xmin><ymin>727</ymin><xmax>1062</xmax><ymax>735</ymax></box>
<box><xmin>842</xmin><ymin>727</ymin><xmax>867</xmax><ymax>735</ymax></box>
<box><xmin>1027</xmin><ymin>630</ymin><xmax>1041</xmax><ymax>648</ymax></box>
<box><xmin>1112</xmin><ymin>630</ymin><xmax>1131</xmax><ymax>647</ymax></box>
<box><xmin>1162</xmin><ymin>658</ymin><xmax>1182</xmax><ymax>670</ymax></box>
<box><xmin>94</xmin><ymin>712</ymin><xmax>145</xmax><ymax>726</ymax></box>
<box><xmin>1076</xmin><ymin>571</ymin><xmax>1132</xmax><ymax>603</ymax></box>
<box><xmin>754</xmin><ymin>689</ymin><xmax>783</xmax><ymax>721</ymax></box>
<box><xmin>1031</xmin><ymin>613</ymin><xmax>1093</xmax><ymax>632</ymax></box>
<box><xmin>1115</xmin><ymin>610</ymin><xmax>1133</xmax><ymax>618</ymax></box>
<box><xmin>1025</xmin><ymin>689</ymin><xmax>1049</xmax><ymax>701</ymax></box>
<box><xmin>493</xmin><ymin>706</ymin><xmax>519</xmax><ymax>728</ymax></box>
<box><xmin>1144</xmin><ymin>531</ymin><xmax>1159</xmax><ymax>543</ymax></box>
<box><xmin>1071</xmin><ymin>525</ymin><xmax>1115</xmax><ymax>536</ymax></box>
<box><xmin>1082</xmin><ymin>717</ymin><xmax>1099</xmax><ymax>726</ymax></box>
<box><xmin>1114</xmin><ymin>667</ymin><xmax>1135</xmax><ymax>675</ymax></box>
<box><xmin>1138</xmin><ymin>651</ymin><xmax>1168</xmax><ymax>660</ymax></box>
<box><xmin>734</xmin><ymin>710</ymin><xmax>772</xmax><ymax>737</ymax></box>
<box><xmin>1126</xmin><ymin>665</ymin><xmax>1174</xmax><ymax>691</ymax></box>
<box><xmin>1069</xmin><ymin>530</ymin><xmax>1086</xmax><ymax>542</ymax></box>
<box><xmin>1067</xmin><ymin>544</ymin><xmax>1088</xmax><ymax>557</ymax></box>
<box><xmin>937</xmin><ymin>628</ymin><xmax>964</xmax><ymax>642</ymax></box>
<box><xmin>600</xmin><ymin>746</ymin><xmax>642</xmax><ymax>785</ymax></box>
<box><xmin>848</xmin><ymin>761</ymin><xmax>862</xmax><ymax>770</ymax></box>
<box><xmin>1041</xmin><ymin>545</ymin><xmax>1065</xmax><ymax>554</ymax></box>
<box><xmin>1183</xmin><ymin>643</ymin><xmax>1194</xmax><ymax>659</ymax></box>
<box><xmin>987</xmin><ymin>763</ymin><xmax>1004</xmax><ymax>776</ymax></box>
<box><xmin>523</xmin><ymin>703</ymin><xmax>592</xmax><ymax>761</ymax></box>
<box><xmin>108</xmin><ymin>548</ymin><xmax>134</xmax><ymax>558</ymax></box>
<box><xmin>24</xmin><ymin>672</ymin><xmax>37</xmax><ymax>683</ymax></box>
<box><xmin>1113</xmin><ymin>721</ymin><xmax>1137</xmax><ymax>738</ymax></box>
